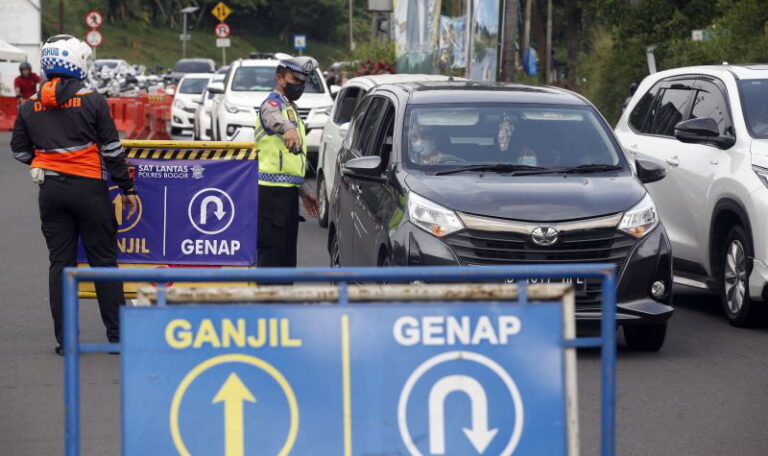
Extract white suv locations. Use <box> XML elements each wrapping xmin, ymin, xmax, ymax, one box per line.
<box><xmin>208</xmin><ymin>57</ymin><xmax>333</xmax><ymax>158</ymax></box>
<box><xmin>616</xmin><ymin>65</ymin><xmax>768</xmax><ymax>325</ymax></box>
<box><xmin>315</xmin><ymin>74</ymin><xmax>460</xmax><ymax>226</ymax></box>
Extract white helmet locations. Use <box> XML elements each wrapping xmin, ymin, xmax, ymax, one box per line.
<box><xmin>40</xmin><ymin>35</ymin><xmax>93</xmax><ymax>80</ymax></box>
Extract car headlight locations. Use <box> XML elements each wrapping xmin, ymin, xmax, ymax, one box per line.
<box><xmin>408</xmin><ymin>192</ymin><xmax>464</xmax><ymax>237</ymax></box>
<box><xmin>224</xmin><ymin>102</ymin><xmax>249</xmax><ymax>114</ymax></box>
<box><xmin>173</xmin><ymin>99</ymin><xmax>185</xmax><ymax>109</ymax></box>
<box><xmin>753</xmin><ymin>165</ymin><xmax>768</xmax><ymax>188</ymax></box>
<box><xmin>619</xmin><ymin>193</ymin><xmax>659</xmax><ymax>238</ymax></box>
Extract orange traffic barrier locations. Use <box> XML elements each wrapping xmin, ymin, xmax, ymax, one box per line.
<box><xmin>147</xmin><ymin>104</ymin><xmax>171</xmax><ymax>140</ymax></box>
<box><xmin>0</xmin><ymin>96</ymin><xmax>19</xmax><ymax>131</ymax></box>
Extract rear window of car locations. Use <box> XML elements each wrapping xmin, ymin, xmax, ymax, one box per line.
<box><xmin>178</xmin><ymin>78</ymin><xmax>209</xmax><ymax>94</ymax></box>
<box><xmin>231</xmin><ymin>66</ymin><xmax>325</xmax><ymax>93</ymax></box>
<box><xmin>174</xmin><ymin>61</ymin><xmax>214</xmax><ymax>73</ymax></box>
<box><xmin>403</xmin><ymin>104</ymin><xmax>623</xmax><ymax>169</ymax></box>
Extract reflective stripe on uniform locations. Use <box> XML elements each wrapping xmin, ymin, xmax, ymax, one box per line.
<box><xmin>37</xmin><ymin>141</ymin><xmax>96</xmax><ymax>154</ymax></box>
<box><xmin>258</xmin><ymin>173</ymin><xmax>305</xmax><ymax>185</ymax></box>
<box><xmin>12</xmin><ymin>151</ymin><xmax>32</xmax><ymax>162</ymax></box>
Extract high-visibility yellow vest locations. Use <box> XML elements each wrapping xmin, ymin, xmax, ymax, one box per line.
<box><xmin>255</xmin><ymin>93</ymin><xmax>307</xmax><ymax>187</ymax></box>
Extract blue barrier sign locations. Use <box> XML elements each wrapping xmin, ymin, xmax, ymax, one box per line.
<box><xmin>78</xmin><ymin>157</ymin><xmax>258</xmax><ymax>265</ymax></box>
<box><xmin>122</xmin><ymin>301</ymin><xmax>569</xmax><ymax>455</ymax></box>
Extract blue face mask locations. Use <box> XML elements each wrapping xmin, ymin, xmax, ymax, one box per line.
<box><xmin>411</xmin><ymin>141</ymin><xmax>424</xmax><ymax>154</ymax></box>
<box><xmin>518</xmin><ymin>155</ymin><xmax>538</xmax><ymax>167</ymax></box>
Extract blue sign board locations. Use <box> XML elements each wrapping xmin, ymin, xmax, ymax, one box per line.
<box><xmin>78</xmin><ymin>158</ymin><xmax>258</xmax><ymax>266</ymax></box>
<box><xmin>122</xmin><ymin>301</ymin><xmax>569</xmax><ymax>455</ymax></box>
<box><xmin>293</xmin><ymin>34</ymin><xmax>307</xmax><ymax>50</ymax></box>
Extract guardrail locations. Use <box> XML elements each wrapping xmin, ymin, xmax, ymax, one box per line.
<box><xmin>63</xmin><ymin>264</ymin><xmax>617</xmax><ymax>456</ymax></box>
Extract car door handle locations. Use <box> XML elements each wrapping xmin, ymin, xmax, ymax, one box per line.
<box><xmin>666</xmin><ymin>155</ymin><xmax>680</xmax><ymax>167</ymax></box>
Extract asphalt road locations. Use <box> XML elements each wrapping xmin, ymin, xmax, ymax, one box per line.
<box><xmin>1</xmin><ymin>131</ymin><xmax>767</xmax><ymax>455</ymax></box>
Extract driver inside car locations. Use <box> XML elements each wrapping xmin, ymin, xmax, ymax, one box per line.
<box><xmin>409</xmin><ymin>122</ymin><xmax>461</xmax><ymax>165</ymax></box>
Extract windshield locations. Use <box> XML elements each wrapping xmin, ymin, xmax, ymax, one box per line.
<box><xmin>95</xmin><ymin>61</ymin><xmax>118</xmax><ymax>70</ymax></box>
<box><xmin>402</xmin><ymin>104</ymin><xmax>623</xmax><ymax>171</ymax></box>
<box><xmin>179</xmin><ymin>77</ymin><xmax>209</xmax><ymax>94</ymax></box>
<box><xmin>173</xmin><ymin>61</ymin><xmax>213</xmax><ymax>73</ymax></box>
<box><xmin>739</xmin><ymin>80</ymin><xmax>768</xmax><ymax>138</ymax></box>
<box><xmin>231</xmin><ymin>66</ymin><xmax>325</xmax><ymax>93</ymax></box>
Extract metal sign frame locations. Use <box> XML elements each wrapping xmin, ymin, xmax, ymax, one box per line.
<box><xmin>62</xmin><ymin>264</ymin><xmax>617</xmax><ymax>456</ymax></box>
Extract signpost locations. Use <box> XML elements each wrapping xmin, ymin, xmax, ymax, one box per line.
<box><xmin>85</xmin><ymin>30</ymin><xmax>102</xmax><ymax>48</ymax></box>
<box><xmin>293</xmin><ymin>34</ymin><xmax>307</xmax><ymax>55</ymax></box>
<box><xmin>84</xmin><ymin>10</ymin><xmax>103</xmax><ymax>53</ymax></box>
<box><xmin>215</xmin><ymin>22</ymin><xmax>231</xmax><ymax>66</ymax></box>
<box><xmin>212</xmin><ymin>3</ymin><xmax>232</xmax><ymax>66</ymax></box>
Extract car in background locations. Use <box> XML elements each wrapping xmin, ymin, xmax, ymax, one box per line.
<box><xmin>616</xmin><ymin>64</ymin><xmax>768</xmax><ymax>326</ymax></box>
<box><xmin>316</xmin><ymin>74</ymin><xmax>463</xmax><ymax>227</ymax></box>
<box><xmin>208</xmin><ymin>56</ymin><xmax>333</xmax><ymax>163</ymax></box>
<box><xmin>328</xmin><ymin>81</ymin><xmax>674</xmax><ymax>351</ymax></box>
<box><xmin>169</xmin><ymin>58</ymin><xmax>215</xmax><ymax>84</ymax></box>
<box><xmin>170</xmin><ymin>73</ymin><xmax>213</xmax><ymax>136</ymax></box>
<box><xmin>194</xmin><ymin>66</ymin><xmax>229</xmax><ymax>140</ymax></box>
<box><xmin>94</xmin><ymin>59</ymin><xmax>132</xmax><ymax>76</ymax></box>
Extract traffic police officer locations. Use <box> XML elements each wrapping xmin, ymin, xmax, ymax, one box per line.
<box><xmin>255</xmin><ymin>56</ymin><xmax>320</xmax><ymax>267</ymax></box>
<box><xmin>10</xmin><ymin>35</ymin><xmax>137</xmax><ymax>355</ymax></box>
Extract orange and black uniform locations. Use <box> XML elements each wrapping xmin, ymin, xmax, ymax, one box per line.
<box><xmin>11</xmin><ymin>77</ymin><xmax>134</xmax><ymax>345</ymax></box>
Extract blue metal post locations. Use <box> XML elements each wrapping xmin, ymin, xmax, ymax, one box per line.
<box><xmin>600</xmin><ymin>272</ymin><xmax>617</xmax><ymax>456</ymax></box>
<box><xmin>63</xmin><ymin>271</ymin><xmax>79</xmax><ymax>456</ymax></box>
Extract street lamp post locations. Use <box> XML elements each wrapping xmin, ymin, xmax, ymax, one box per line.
<box><xmin>181</xmin><ymin>6</ymin><xmax>199</xmax><ymax>59</ymax></box>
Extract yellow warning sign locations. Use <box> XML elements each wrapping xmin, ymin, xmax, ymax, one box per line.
<box><xmin>211</xmin><ymin>1</ymin><xmax>232</xmax><ymax>22</ymax></box>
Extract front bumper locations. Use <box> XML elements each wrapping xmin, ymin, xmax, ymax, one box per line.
<box><xmin>391</xmin><ymin>221</ymin><xmax>674</xmax><ymax>325</ymax></box>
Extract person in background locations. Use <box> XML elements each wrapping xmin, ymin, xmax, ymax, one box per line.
<box><xmin>14</xmin><ymin>62</ymin><xmax>42</xmax><ymax>105</ymax></box>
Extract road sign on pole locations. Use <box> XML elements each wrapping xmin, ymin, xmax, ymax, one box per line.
<box><xmin>84</xmin><ymin>10</ymin><xmax>103</xmax><ymax>29</ymax></box>
<box><xmin>294</xmin><ymin>34</ymin><xmax>306</xmax><ymax>56</ymax></box>
<box><xmin>211</xmin><ymin>1</ymin><xmax>232</xmax><ymax>22</ymax></box>
<box><xmin>214</xmin><ymin>23</ymin><xmax>231</xmax><ymax>39</ymax></box>
<box><xmin>85</xmin><ymin>30</ymin><xmax>103</xmax><ymax>48</ymax></box>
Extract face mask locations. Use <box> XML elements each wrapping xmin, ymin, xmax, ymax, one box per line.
<box><xmin>518</xmin><ymin>155</ymin><xmax>538</xmax><ymax>167</ymax></box>
<box><xmin>284</xmin><ymin>81</ymin><xmax>305</xmax><ymax>101</ymax></box>
<box><xmin>411</xmin><ymin>140</ymin><xmax>424</xmax><ymax>154</ymax></box>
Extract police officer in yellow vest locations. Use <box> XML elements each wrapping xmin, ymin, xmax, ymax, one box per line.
<box><xmin>255</xmin><ymin>56</ymin><xmax>320</xmax><ymax>267</ymax></box>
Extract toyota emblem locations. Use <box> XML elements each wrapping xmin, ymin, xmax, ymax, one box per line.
<box><xmin>531</xmin><ymin>226</ymin><xmax>559</xmax><ymax>246</ymax></box>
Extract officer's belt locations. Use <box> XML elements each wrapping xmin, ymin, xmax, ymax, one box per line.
<box><xmin>258</xmin><ymin>173</ymin><xmax>304</xmax><ymax>185</ymax></box>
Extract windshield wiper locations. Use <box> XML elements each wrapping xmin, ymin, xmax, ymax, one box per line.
<box><xmin>434</xmin><ymin>164</ymin><xmax>548</xmax><ymax>176</ymax></box>
<box><xmin>556</xmin><ymin>164</ymin><xmax>623</xmax><ymax>173</ymax></box>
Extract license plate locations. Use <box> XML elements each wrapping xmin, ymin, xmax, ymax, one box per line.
<box><xmin>506</xmin><ymin>277</ymin><xmax>587</xmax><ymax>294</ymax></box>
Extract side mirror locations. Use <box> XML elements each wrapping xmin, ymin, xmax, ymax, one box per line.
<box><xmin>342</xmin><ymin>156</ymin><xmax>383</xmax><ymax>178</ymax></box>
<box><xmin>207</xmin><ymin>82</ymin><xmax>225</xmax><ymax>94</ymax></box>
<box><xmin>674</xmin><ymin>117</ymin><xmax>735</xmax><ymax>149</ymax></box>
<box><xmin>636</xmin><ymin>159</ymin><xmax>666</xmax><ymax>184</ymax></box>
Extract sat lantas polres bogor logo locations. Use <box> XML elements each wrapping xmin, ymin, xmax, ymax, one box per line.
<box><xmin>109</xmin><ymin>185</ymin><xmax>148</xmax><ymax>254</ymax></box>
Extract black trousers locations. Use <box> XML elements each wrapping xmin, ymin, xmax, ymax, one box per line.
<box><xmin>257</xmin><ymin>185</ymin><xmax>299</xmax><ymax>268</ymax></box>
<box><xmin>39</xmin><ymin>176</ymin><xmax>124</xmax><ymax>345</ymax></box>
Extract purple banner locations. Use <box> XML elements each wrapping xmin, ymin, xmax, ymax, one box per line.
<box><xmin>78</xmin><ymin>158</ymin><xmax>258</xmax><ymax>266</ymax></box>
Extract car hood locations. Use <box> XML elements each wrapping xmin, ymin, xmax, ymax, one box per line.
<box><xmin>751</xmin><ymin>139</ymin><xmax>768</xmax><ymax>168</ymax></box>
<box><xmin>225</xmin><ymin>92</ymin><xmax>333</xmax><ymax>109</ymax></box>
<box><xmin>404</xmin><ymin>172</ymin><xmax>645</xmax><ymax>222</ymax></box>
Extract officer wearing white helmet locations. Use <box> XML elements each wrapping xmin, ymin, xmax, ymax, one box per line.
<box><xmin>10</xmin><ymin>35</ymin><xmax>137</xmax><ymax>355</ymax></box>
<box><xmin>254</xmin><ymin>56</ymin><xmax>320</xmax><ymax>268</ymax></box>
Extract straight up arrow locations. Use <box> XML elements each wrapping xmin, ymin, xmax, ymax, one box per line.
<box><xmin>429</xmin><ymin>375</ymin><xmax>498</xmax><ymax>455</ymax></box>
<box><xmin>212</xmin><ymin>372</ymin><xmax>256</xmax><ymax>456</ymax></box>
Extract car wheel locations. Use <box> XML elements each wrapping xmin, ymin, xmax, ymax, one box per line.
<box><xmin>329</xmin><ymin>231</ymin><xmax>341</xmax><ymax>268</ymax></box>
<box><xmin>623</xmin><ymin>323</ymin><xmax>667</xmax><ymax>351</ymax></box>
<box><xmin>720</xmin><ymin>225</ymin><xmax>766</xmax><ymax>326</ymax></box>
<box><xmin>317</xmin><ymin>174</ymin><xmax>329</xmax><ymax>228</ymax></box>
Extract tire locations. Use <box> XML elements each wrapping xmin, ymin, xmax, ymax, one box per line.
<box><xmin>720</xmin><ymin>225</ymin><xmax>766</xmax><ymax>326</ymax></box>
<box><xmin>317</xmin><ymin>173</ymin><xmax>329</xmax><ymax>228</ymax></box>
<box><xmin>624</xmin><ymin>323</ymin><xmax>667</xmax><ymax>351</ymax></box>
<box><xmin>329</xmin><ymin>231</ymin><xmax>341</xmax><ymax>268</ymax></box>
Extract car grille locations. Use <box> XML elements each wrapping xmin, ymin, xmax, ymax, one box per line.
<box><xmin>296</xmin><ymin>108</ymin><xmax>311</xmax><ymax>121</ymax></box>
<box><xmin>443</xmin><ymin>227</ymin><xmax>634</xmax><ymax>311</ymax></box>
